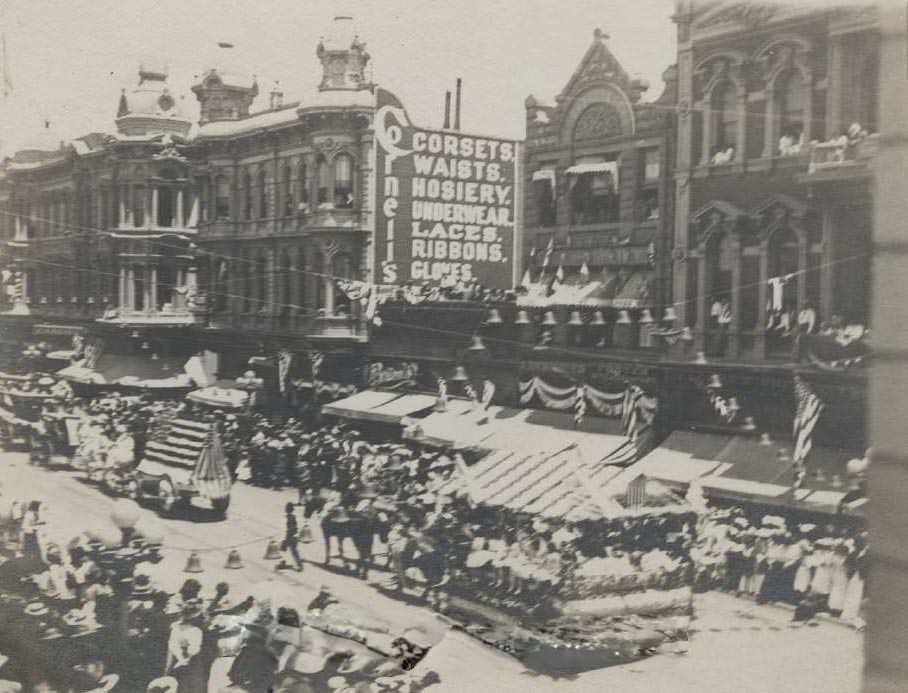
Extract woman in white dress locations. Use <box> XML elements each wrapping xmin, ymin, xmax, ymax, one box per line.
<box><xmin>792</xmin><ymin>532</ymin><xmax>815</xmax><ymax>601</ymax></box>
<box><xmin>809</xmin><ymin>539</ymin><xmax>834</xmax><ymax>610</ymax></box>
<box><xmin>827</xmin><ymin>541</ymin><xmax>851</xmax><ymax>615</ymax></box>
<box><xmin>841</xmin><ymin>535</ymin><xmax>867</xmax><ymax>627</ymax></box>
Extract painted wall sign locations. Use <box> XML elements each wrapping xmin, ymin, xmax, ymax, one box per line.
<box><xmin>374</xmin><ymin>88</ymin><xmax>520</xmax><ymax>289</ymax></box>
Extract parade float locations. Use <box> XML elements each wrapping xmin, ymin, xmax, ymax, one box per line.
<box><xmin>432</xmin><ymin>446</ymin><xmax>697</xmax><ymax>675</ymax></box>
<box><xmin>132</xmin><ymin>417</ymin><xmax>233</xmax><ymax>516</ymax></box>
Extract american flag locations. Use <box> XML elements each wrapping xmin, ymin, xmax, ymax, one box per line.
<box><xmin>792</xmin><ymin>376</ymin><xmax>823</xmax><ymax>475</ymax></box>
<box><xmin>621</xmin><ymin>385</ymin><xmax>644</xmax><ymax>438</ymax></box>
<box><xmin>574</xmin><ymin>385</ymin><xmax>586</xmax><ymax>427</ymax></box>
<box><xmin>602</xmin><ymin>385</ymin><xmax>651</xmax><ymax>467</ymax></box>
<box><xmin>540</xmin><ymin>237</ymin><xmax>554</xmax><ymax>272</ymax></box>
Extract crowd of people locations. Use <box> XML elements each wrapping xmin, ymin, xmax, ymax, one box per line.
<box><xmin>691</xmin><ymin>506</ymin><xmax>867</xmax><ymax>628</ymax></box>
<box><xmin>0</xmin><ymin>495</ymin><xmax>440</xmax><ymax>692</ymax></box>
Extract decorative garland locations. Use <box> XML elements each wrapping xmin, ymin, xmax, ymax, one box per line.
<box><xmin>519</xmin><ymin>376</ymin><xmax>656</xmax><ymax>420</ymax></box>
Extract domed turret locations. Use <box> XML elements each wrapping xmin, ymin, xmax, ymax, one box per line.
<box><xmin>115</xmin><ymin>66</ymin><xmax>191</xmax><ymax>137</ymax></box>
<box><xmin>316</xmin><ymin>15</ymin><xmax>372</xmax><ymax>92</ymax></box>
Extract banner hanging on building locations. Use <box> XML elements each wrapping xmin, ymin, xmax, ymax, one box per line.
<box><xmin>374</xmin><ymin>88</ymin><xmax>520</xmax><ymax>289</ymax></box>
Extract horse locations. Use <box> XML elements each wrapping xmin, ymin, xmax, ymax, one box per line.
<box><xmin>398</xmin><ymin>531</ymin><xmax>450</xmax><ymax>600</ymax></box>
<box><xmin>320</xmin><ymin>506</ymin><xmax>388</xmax><ymax>579</ymax></box>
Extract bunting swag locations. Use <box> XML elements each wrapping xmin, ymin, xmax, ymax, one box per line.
<box><xmin>518</xmin><ymin>376</ymin><xmax>657</xmax><ymax>420</ymax></box>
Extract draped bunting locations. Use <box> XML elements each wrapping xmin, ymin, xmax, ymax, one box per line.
<box><xmin>519</xmin><ymin>376</ymin><xmax>656</xmax><ymax>421</ymax></box>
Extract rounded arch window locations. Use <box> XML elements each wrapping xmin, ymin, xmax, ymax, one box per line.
<box><xmin>316</xmin><ymin>157</ymin><xmax>330</xmax><ymax>206</ymax></box>
<box><xmin>333</xmin><ymin>154</ymin><xmax>354</xmax><ymax>209</ymax></box>
<box><xmin>778</xmin><ymin>70</ymin><xmax>805</xmax><ymax>140</ymax></box>
<box><xmin>713</xmin><ymin>81</ymin><xmax>738</xmax><ymax>155</ymax></box>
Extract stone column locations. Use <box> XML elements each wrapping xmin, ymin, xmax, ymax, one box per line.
<box><xmin>796</xmin><ymin>234</ymin><xmax>808</xmax><ymax>312</ymax></box>
<box><xmin>695</xmin><ymin>253</ymin><xmax>709</xmax><ymax>353</ymax></box>
<box><xmin>118</xmin><ymin>192</ymin><xmax>126</xmax><ymax>230</ymax></box>
<box><xmin>147</xmin><ymin>265</ymin><xmax>156</xmax><ymax>314</ymax></box>
<box><xmin>151</xmin><ymin>187</ymin><xmax>159</xmax><ymax>228</ymax></box>
<box><xmin>119</xmin><ymin>268</ymin><xmax>127</xmax><ymax>312</ymax></box>
<box><xmin>176</xmin><ymin>189</ymin><xmax>184</xmax><ymax>228</ymax></box>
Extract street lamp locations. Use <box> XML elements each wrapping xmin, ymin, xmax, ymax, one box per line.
<box><xmin>237</xmin><ymin>369</ymin><xmax>264</xmax><ymax>413</ymax></box>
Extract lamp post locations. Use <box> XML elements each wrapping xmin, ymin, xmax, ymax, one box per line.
<box><xmin>237</xmin><ymin>369</ymin><xmax>264</xmax><ymax>415</ymax></box>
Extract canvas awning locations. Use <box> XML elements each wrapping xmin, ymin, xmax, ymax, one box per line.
<box><xmin>58</xmin><ymin>353</ymin><xmax>203</xmax><ymax>389</ymax></box>
<box><xmin>531</xmin><ymin>168</ymin><xmax>556</xmax><ymax>184</ymax></box>
<box><xmin>405</xmin><ymin>403</ymin><xmax>627</xmax><ymax>457</ymax></box>
<box><xmin>621</xmin><ymin>430</ymin><xmax>860</xmax><ymax>511</ymax></box>
<box><xmin>321</xmin><ymin>390</ymin><xmax>437</xmax><ymax>425</ymax></box>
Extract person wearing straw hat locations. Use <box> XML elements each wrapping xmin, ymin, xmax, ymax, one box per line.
<box><xmin>166</xmin><ymin>602</ymin><xmax>205</xmax><ymax>693</ymax></box>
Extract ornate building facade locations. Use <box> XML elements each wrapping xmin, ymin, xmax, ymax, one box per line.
<box><xmin>672</xmin><ymin>1</ymin><xmax>878</xmax><ymax>362</ymax></box>
<box><xmin>521</xmin><ymin>29</ymin><xmax>676</xmax><ymax>351</ymax></box>
<box><xmin>0</xmin><ymin>15</ymin><xmax>375</xmax><ymax>386</ymax></box>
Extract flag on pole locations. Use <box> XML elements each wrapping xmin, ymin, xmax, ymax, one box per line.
<box><xmin>792</xmin><ymin>376</ymin><xmax>823</xmax><ymax>487</ymax></box>
<box><xmin>621</xmin><ymin>385</ymin><xmax>644</xmax><ymax>438</ymax></box>
<box><xmin>574</xmin><ymin>385</ymin><xmax>586</xmax><ymax>427</ymax></box>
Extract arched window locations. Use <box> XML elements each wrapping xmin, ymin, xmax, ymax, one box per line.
<box><xmin>215</xmin><ymin>175</ymin><xmax>231</xmax><ymax>220</ymax></box>
<box><xmin>714</xmin><ymin>81</ymin><xmax>738</xmax><ymax>155</ymax></box>
<box><xmin>334</xmin><ymin>154</ymin><xmax>354</xmax><ymax>209</ymax></box>
<box><xmin>282</xmin><ymin>165</ymin><xmax>293</xmax><ymax>216</ymax></box>
<box><xmin>779</xmin><ymin>71</ymin><xmax>805</xmax><ymax>140</ymax></box>
<box><xmin>244</xmin><ymin>173</ymin><xmax>253</xmax><ymax>220</ymax></box>
<box><xmin>298</xmin><ymin>161</ymin><xmax>310</xmax><ymax>209</ymax></box>
<box><xmin>317</xmin><ymin>157</ymin><xmax>330</xmax><ymax>206</ymax></box>
<box><xmin>258</xmin><ymin>170</ymin><xmax>268</xmax><ymax>218</ymax></box>
<box><xmin>860</xmin><ymin>53</ymin><xmax>879</xmax><ymax>133</ymax></box>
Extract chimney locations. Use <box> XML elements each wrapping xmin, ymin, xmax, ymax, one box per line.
<box><xmin>443</xmin><ymin>90</ymin><xmax>451</xmax><ymax>129</ymax></box>
<box><xmin>454</xmin><ymin>78</ymin><xmax>462</xmax><ymax>131</ymax></box>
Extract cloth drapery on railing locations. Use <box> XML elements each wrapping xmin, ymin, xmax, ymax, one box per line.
<box><xmin>519</xmin><ymin>375</ymin><xmax>655</xmax><ymax>419</ymax></box>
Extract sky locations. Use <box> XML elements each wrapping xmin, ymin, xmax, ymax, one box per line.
<box><xmin>0</xmin><ymin>0</ymin><xmax>678</xmax><ymax>155</ymax></box>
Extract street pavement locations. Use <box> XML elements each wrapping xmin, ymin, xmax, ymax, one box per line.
<box><xmin>0</xmin><ymin>452</ymin><xmax>864</xmax><ymax>692</ymax></box>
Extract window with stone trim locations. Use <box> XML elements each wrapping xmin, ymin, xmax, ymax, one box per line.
<box><xmin>317</xmin><ymin>157</ymin><xmax>330</xmax><ymax>206</ymax></box>
<box><xmin>778</xmin><ymin>71</ymin><xmax>805</xmax><ymax>140</ymax></box>
<box><xmin>714</xmin><ymin>81</ymin><xmax>738</xmax><ymax>156</ymax></box>
<box><xmin>215</xmin><ymin>175</ymin><xmax>231</xmax><ymax>220</ymax></box>
<box><xmin>243</xmin><ymin>173</ymin><xmax>253</xmax><ymax>220</ymax></box>
<box><xmin>334</xmin><ymin>154</ymin><xmax>354</xmax><ymax>209</ymax></box>
<box><xmin>298</xmin><ymin>161</ymin><xmax>310</xmax><ymax>208</ymax></box>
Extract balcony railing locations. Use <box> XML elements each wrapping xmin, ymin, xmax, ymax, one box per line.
<box><xmin>805</xmin><ymin>133</ymin><xmax>879</xmax><ymax>179</ymax></box>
